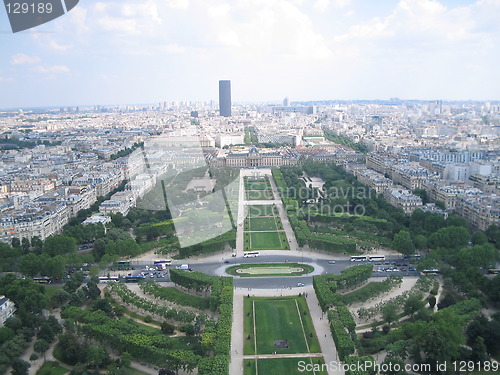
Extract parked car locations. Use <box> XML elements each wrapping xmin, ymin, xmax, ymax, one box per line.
<box><xmin>297</xmin><ymin>282</ymin><xmax>305</xmax><ymax>287</ymax></box>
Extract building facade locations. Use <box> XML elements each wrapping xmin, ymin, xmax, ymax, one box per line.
<box><xmin>219</xmin><ymin>80</ymin><xmax>231</xmax><ymax>117</ymax></box>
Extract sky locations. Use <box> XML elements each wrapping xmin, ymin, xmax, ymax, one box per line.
<box><xmin>0</xmin><ymin>0</ymin><xmax>499</xmax><ymax>108</ymax></box>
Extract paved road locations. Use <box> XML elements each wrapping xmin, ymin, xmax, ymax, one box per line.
<box><xmin>110</xmin><ymin>255</ymin><xmax>419</xmax><ymax>290</ymax></box>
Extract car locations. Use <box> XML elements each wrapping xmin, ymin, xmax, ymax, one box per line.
<box><xmin>409</xmin><ymin>267</ymin><xmax>416</xmax><ymax>271</ymax></box>
<box><xmin>328</xmin><ymin>260</ymin><xmax>336</xmax><ymax>264</ymax></box>
<box><xmin>400</xmin><ymin>268</ymin><xmax>406</xmax><ymax>271</ymax></box>
<box><xmin>297</xmin><ymin>282</ymin><xmax>305</xmax><ymax>287</ymax></box>
<box><xmin>150</xmin><ymin>273</ymin><xmax>154</xmax><ymax>278</ymax></box>
<box><xmin>224</xmin><ymin>260</ymin><xmax>230</xmax><ymax>264</ymax></box>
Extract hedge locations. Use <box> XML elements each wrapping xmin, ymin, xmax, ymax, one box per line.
<box><xmin>313</xmin><ymin>265</ymin><xmax>373</xmax><ymax>311</ymax></box>
<box><xmin>341</xmin><ymin>276</ymin><xmax>402</xmax><ymax>305</ymax></box>
<box><xmin>330</xmin><ymin>320</ymin><xmax>355</xmax><ymax>361</ymax></box>
<box><xmin>140</xmin><ymin>281</ymin><xmax>210</xmax><ymax>311</ymax></box>
<box><xmin>328</xmin><ymin>305</ymin><xmax>356</xmax><ymax>333</ymax></box>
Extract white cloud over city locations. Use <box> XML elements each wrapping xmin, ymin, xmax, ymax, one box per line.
<box><xmin>0</xmin><ymin>0</ymin><xmax>498</xmax><ymax>107</ymax></box>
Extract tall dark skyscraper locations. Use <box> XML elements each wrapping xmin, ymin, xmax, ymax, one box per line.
<box><xmin>219</xmin><ymin>80</ymin><xmax>231</xmax><ymax>117</ymax></box>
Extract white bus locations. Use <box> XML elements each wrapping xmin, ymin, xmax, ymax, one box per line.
<box><xmin>368</xmin><ymin>255</ymin><xmax>386</xmax><ymax>262</ymax></box>
<box><xmin>154</xmin><ymin>260</ymin><xmax>172</xmax><ymax>270</ymax></box>
<box><xmin>422</xmin><ymin>269</ymin><xmax>440</xmax><ymax>275</ymax></box>
<box><xmin>350</xmin><ymin>255</ymin><xmax>368</xmax><ymax>262</ymax></box>
<box><xmin>98</xmin><ymin>276</ymin><xmax>119</xmax><ymax>283</ymax></box>
<box><xmin>243</xmin><ymin>251</ymin><xmax>260</xmax><ymax>258</ymax></box>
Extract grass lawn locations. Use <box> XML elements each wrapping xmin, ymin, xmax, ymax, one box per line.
<box><xmin>243</xmin><ymin>358</ymin><xmax>328</xmax><ymax>375</ymax></box>
<box><xmin>244</xmin><ymin>231</ymin><xmax>289</xmax><ymax>250</ymax></box>
<box><xmin>244</xmin><ymin>297</ymin><xmax>320</xmax><ymax>355</ymax></box>
<box><xmin>246</xmin><ymin>189</ymin><xmax>274</xmax><ymax>201</ymax></box>
<box><xmin>226</xmin><ymin>263</ymin><xmax>314</xmax><ymax>277</ymax></box>
<box><xmin>248</xmin><ymin>217</ymin><xmax>279</xmax><ymax>231</ymax></box>
<box><xmin>36</xmin><ymin>361</ymin><xmax>68</xmax><ymax>375</ymax></box>
<box><xmin>247</xmin><ymin>205</ymin><xmax>276</xmax><ymax>217</ymax></box>
<box><xmin>246</xmin><ymin>181</ymin><xmax>270</xmax><ymax>190</ymax></box>
<box><xmin>245</xmin><ymin>232</ymin><xmax>288</xmax><ymax>250</ymax></box>
<box><xmin>125</xmin><ymin>369</ymin><xmax>151</xmax><ymax>375</ymax></box>
<box><xmin>44</xmin><ymin>285</ymin><xmax>63</xmax><ymax>299</ymax></box>
<box><xmin>469</xmin><ymin>367</ymin><xmax>500</xmax><ymax>375</ymax></box>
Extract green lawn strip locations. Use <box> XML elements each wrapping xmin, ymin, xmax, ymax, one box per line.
<box><xmin>244</xmin><ymin>297</ymin><xmax>256</xmax><ymax>355</ymax></box>
<box><xmin>118</xmin><ymin>315</ymin><xmax>161</xmax><ymax>334</ymax></box>
<box><xmin>254</xmin><ymin>299</ymin><xmax>308</xmax><ymax>354</ymax></box>
<box><xmin>247</xmin><ymin>205</ymin><xmax>276</xmax><ymax>217</ymax></box>
<box><xmin>226</xmin><ymin>263</ymin><xmax>314</xmax><ymax>277</ymax></box>
<box><xmin>246</xmin><ymin>190</ymin><xmax>274</xmax><ymax>201</ymax></box>
<box><xmin>109</xmin><ymin>298</ymin><xmax>162</xmax><ymax>327</ymax></box>
<box><xmin>249</xmin><ymin>232</ymin><xmax>289</xmax><ymax>250</ymax></box>
<box><xmin>257</xmin><ymin>358</ymin><xmax>328</xmax><ymax>375</ymax></box>
<box><xmin>141</xmin><ymin>282</ymin><xmax>210</xmax><ymax>310</ymax></box>
<box><xmin>249</xmin><ymin>217</ymin><xmax>278</xmax><ymax>231</ymax></box>
<box><xmin>124</xmin><ymin>369</ymin><xmax>151</xmax><ymax>375</ymax></box>
<box><xmin>243</xmin><ymin>359</ymin><xmax>257</xmax><ymax>375</ymax></box>
<box><xmin>278</xmin><ymin>231</ymin><xmax>290</xmax><ymax>249</ymax></box>
<box><xmin>295</xmin><ymin>297</ymin><xmax>321</xmax><ymax>353</ymax></box>
<box><xmin>44</xmin><ymin>285</ymin><xmax>63</xmax><ymax>299</ymax></box>
<box><xmin>246</xmin><ymin>181</ymin><xmax>269</xmax><ymax>190</ymax></box>
<box><xmin>36</xmin><ymin>361</ymin><xmax>68</xmax><ymax>375</ymax></box>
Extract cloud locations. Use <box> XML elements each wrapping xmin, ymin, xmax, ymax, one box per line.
<box><xmin>164</xmin><ymin>43</ymin><xmax>187</xmax><ymax>54</ymax></box>
<box><xmin>314</xmin><ymin>0</ymin><xmax>351</xmax><ymax>12</ymax></box>
<box><xmin>11</xmin><ymin>53</ymin><xmax>41</xmax><ymax>65</ymax></box>
<box><xmin>165</xmin><ymin>0</ymin><xmax>190</xmax><ymax>10</ymax></box>
<box><xmin>48</xmin><ymin>40</ymin><xmax>73</xmax><ymax>51</ymax></box>
<box><xmin>35</xmin><ymin>65</ymin><xmax>71</xmax><ymax>74</ymax></box>
<box><xmin>94</xmin><ymin>0</ymin><xmax>162</xmax><ymax>35</ymax></box>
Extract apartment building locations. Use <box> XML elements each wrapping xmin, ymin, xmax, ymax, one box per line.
<box><xmin>0</xmin><ymin>296</ymin><xmax>16</xmax><ymax>326</ymax></box>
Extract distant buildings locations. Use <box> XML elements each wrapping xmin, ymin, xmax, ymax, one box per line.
<box><xmin>219</xmin><ymin>80</ymin><xmax>232</xmax><ymax>117</ymax></box>
<box><xmin>208</xmin><ymin>147</ymin><xmax>299</xmax><ymax>168</ymax></box>
<box><xmin>0</xmin><ymin>296</ymin><xmax>16</xmax><ymax>326</ymax></box>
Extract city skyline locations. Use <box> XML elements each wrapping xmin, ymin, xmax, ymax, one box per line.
<box><xmin>0</xmin><ymin>0</ymin><xmax>499</xmax><ymax>108</ymax></box>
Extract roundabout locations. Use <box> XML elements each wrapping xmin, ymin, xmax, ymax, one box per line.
<box><xmin>225</xmin><ymin>263</ymin><xmax>314</xmax><ymax>277</ymax></box>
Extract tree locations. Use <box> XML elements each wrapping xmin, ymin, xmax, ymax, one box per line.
<box><xmin>50</xmin><ymin>289</ymin><xmax>71</xmax><ymax>307</ymax></box>
<box><xmin>18</xmin><ymin>253</ymin><xmax>42</xmax><ymax>277</ymax></box>
<box><xmin>382</xmin><ymin>304</ymin><xmax>399</xmax><ymax>326</ymax></box>
<box><xmin>92</xmin><ymin>239</ymin><xmax>106</xmax><ymax>262</ymax></box>
<box><xmin>380</xmin><ymin>357</ymin><xmax>408</xmax><ymax>375</ymax></box>
<box><xmin>42</xmin><ymin>256</ymin><xmax>66</xmax><ymax>278</ymax></box>
<box><xmin>392</xmin><ymin>230</ymin><xmax>415</xmax><ymax>256</ymax></box>
<box><xmin>120</xmin><ymin>352</ymin><xmax>132</xmax><ymax>368</ymax></box>
<box><xmin>31</xmin><ymin>236</ymin><xmax>43</xmax><ymax>250</ymax></box>
<box><xmin>34</xmin><ymin>339</ymin><xmax>49</xmax><ymax>354</ymax></box>
<box><xmin>413</xmin><ymin>235</ymin><xmax>427</xmax><ymax>250</ymax></box>
<box><xmin>85</xmin><ymin>280</ymin><xmax>101</xmax><ymax>301</ymax></box>
<box><xmin>43</xmin><ymin>235</ymin><xmax>77</xmax><ymax>257</ymax></box>
<box><xmin>161</xmin><ymin>321</ymin><xmax>175</xmax><ymax>335</ymax></box>
<box><xmin>472</xmin><ymin>231</ymin><xmax>488</xmax><ymax>246</ymax></box>
<box><xmin>21</xmin><ymin>238</ymin><xmax>30</xmax><ymax>253</ymax></box>
<box><xmin>404</xmin><ymin>294</ymin><xmax>425</xmax><ymax>317</ymax></box>
<box><xmin>11</xmin><ymin>359</ymin><xmax>30</xmax><ymax>375</ymax></box>
<box><xmin>428</xmin><ymin>296</ymin><xmax>436</xmax><ymax>309</ymax></box>
<box><xmin>437</xmin><ymin>294</ymin><xmax>457</xmax><ymax>310</ymax></box>
<box><xmin>471</xmin><ymin>336</ymin><xmax>488</xmax><ymax>362</ymax></box>
<box><xmin>416</xmin><ymin>310</ymin><xmax>464</xmax><ymax>365</ymax></box>
<box><xmin>11</xmin><ymin>237</ymin><xmax>21</xmax><ymax>248</ymax></box>
<box><xmin>37</xmin><ymin>322</ymin><xmax>55</xmax><ymax>343</ymax></box>
<box><xmin>86</xmin><ymin>346</ymin><xmax>109</xmax><ymax>370</ymax></box>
